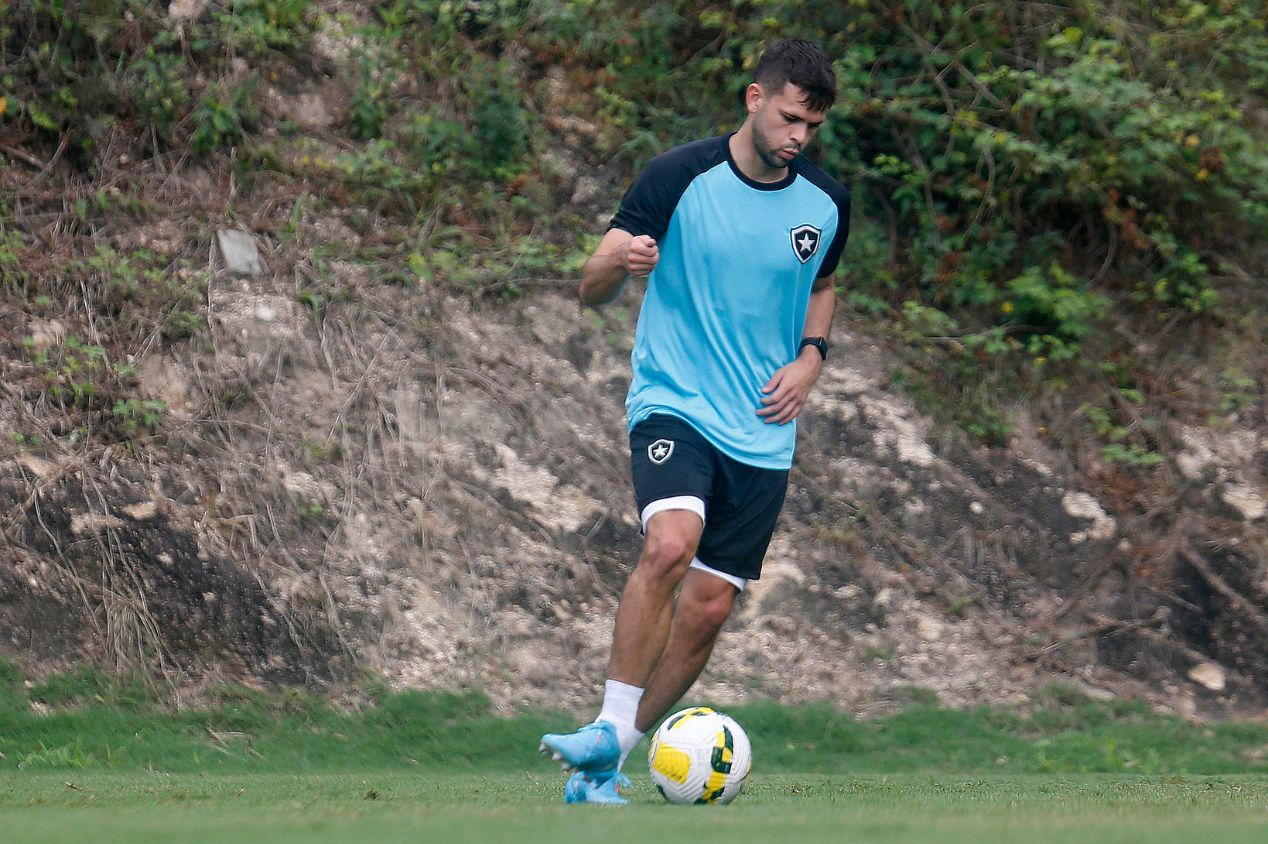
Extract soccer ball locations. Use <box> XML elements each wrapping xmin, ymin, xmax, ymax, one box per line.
<box><xmin>647</xmin><ymin>706</ymin><xmax>752</xmax><ymax>805</ymax></box>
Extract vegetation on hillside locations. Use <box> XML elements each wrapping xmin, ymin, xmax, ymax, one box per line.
<box><xmin>2</xmin><ymin>0</ymin><xmax>1264</xmax><ymax>454</ymax></box>
<box><xmin>0</xmin><ymin>2</ymin><xmax>1264</xmax><ymax>694</ymax></box>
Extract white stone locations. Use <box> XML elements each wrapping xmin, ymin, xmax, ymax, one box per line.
<box><xmin>122</xmin><ymin>501</ymin><xmax>158</xmax><ymax>521</ymax></box>
<box><xmin>896</xmin><ymin>431</ymin><xmax>935</xmax><ymax>467</ymax></box>
<box><xmin>570</xmin><ymin>176</ymin><xmax>601</xmax><ymax>206</ymax></box>
<box><xmin>71</xmin><ymin>512</ymin><xmax>125</xmax><ymax>536</ymax></box>
<box><xmin>969</xmin><ymin>501</ymin><xmax>984</xmax><ymax>515</ymax></box>
<box><xmin>288</xmin><ymin>92</ymin><xmax>333</xmax><ymax>130</ymax></box>
<box><xmin>138</xmin><ymin>355</ymin><xmax>190</xmax><ymax>414</ymax></box>
<box><xmin>216</xmin><ymin>229</ymin><xmax>262</xmax><ymax>278</ymax></box>
<box><xmin>1061</xmin><ymin>491</ymin><xmax>1116</xmax><ymax>541</ymax></box>
<box><xmin>1187</xmin><ymin>662</ymin><xmax>1227</xmax><ymax>692</ymax></box>
<box><xmin>491</xmin><ymin>443</ymin><xmax>598</xmax><ymax>534</ymax></box>
<box><xmin>168</xmin><ymin>0</ymin><xmax>208</xmax><ymax>19</ymax></box>
<box><xmin>1175</xmin><ymin>450</ymin><xmax>1213</xmax><ymax>483</ymax></box>
<box><xmin>26</xmin><ymin>318</ymin><xmax>66</xmax><ymax>349</ymax></box>
<box><xmin>916</xmin><ymin>615</ymin><xmax>944</xmax><ymax>641</ymax></box>
<box><xmin>1176</xmin><ymin>425</ymin><xmax>1261</xmax><ymax>482</ymax></box>
<box><xmin>1221</xmin><ymin>484</ymin><xmax>1266</xmax><ymax>521</ymax></box>
<box><xmin>313</xmin><ymin>16</ymin><xmax>364</xmax><ymax>63</ymax></box>
<box><xmin>1176</xmin><ymin>425</ymin><xmax>1217</xmax><ymax>481</ymax></box>
<box><xmin>16</xmin><ymin>454</ymin><xmax>57</xmax><ymax>479</ymax></box>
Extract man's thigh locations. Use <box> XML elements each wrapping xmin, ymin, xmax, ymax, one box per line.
<box><xmin>629</xmin><ymin>414</ymin><xmax>715</xmax><ymax>530</ymax></box>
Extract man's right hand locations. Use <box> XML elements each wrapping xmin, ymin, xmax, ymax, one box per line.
<box><xmin>580</xmin><ymin>229</ymin><xmax>658</xmax><ymax>305</ymax></box>
<box><xmin>621</xmin><ymin>235</ymin><xmax>659</xmax><ymax>277</ymax></box>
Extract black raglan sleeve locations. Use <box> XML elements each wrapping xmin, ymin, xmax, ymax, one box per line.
<box><xmin>797</xmin><ymin>160</ymin><xmax>852</xmax><ymax>279</ymax></box>
<box><xmin>609</xmin><ymin>138</ymin><xmax>723</xmax><ymax>243</ymax></box>
<box><xmin>816</xmin><ymin>182</ymin><xmax>851</xmax><ymax>279</ymax></box>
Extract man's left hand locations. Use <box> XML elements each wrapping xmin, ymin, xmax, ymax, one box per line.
<box><xmin>757</xmin><ymin>352</ymin><xmax>823</xmax><ymax>425</ymax></box>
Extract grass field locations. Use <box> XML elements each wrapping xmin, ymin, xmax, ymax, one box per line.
<box><xmin>3</xmin><ymin>771</ymin><xmax>1267</xmax><ymax>843</ymax></box>
<box><xmin>1</xmin><ymin>664</ymin><xmax>1266</xmax><ymax>842</ymax></box>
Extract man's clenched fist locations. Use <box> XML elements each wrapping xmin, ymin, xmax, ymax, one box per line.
<box><xmin>622</xmin><ymin>235</ymin><xmax>659</xmax><ymax>277</ymax></box>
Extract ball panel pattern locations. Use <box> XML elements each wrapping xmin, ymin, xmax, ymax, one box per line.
<box><xmin>648</xmin><ymin>708</ymin><xmax>752</xmax><ymax>805</ymax></box>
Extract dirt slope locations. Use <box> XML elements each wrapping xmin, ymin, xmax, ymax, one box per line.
<box><xmin>4</xmin><ymin>255</ymin><xmax>1265</xmax><ymax>717</ymax></box>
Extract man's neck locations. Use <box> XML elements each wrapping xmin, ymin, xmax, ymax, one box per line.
<box><xmin>728</xmin><ymin>124</ymin><xmax>787</xmax><ymax>184</ymax></box>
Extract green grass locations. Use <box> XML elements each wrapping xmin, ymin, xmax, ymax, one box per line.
<box><xmin>1</xmin><ymin>663</ymin><xmax>1267</xmax><ymax>841</ymax></box>
<box><xmin>2</xmin><ymin>772</ymin><xmax>1267</xmax><ymax>843</ymax></box>
<box><xmin>2</xmin><ymin>667</ymin><xmax>1265</xmax><ymax>776</ymax></box>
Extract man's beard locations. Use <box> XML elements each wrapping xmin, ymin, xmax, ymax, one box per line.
<box><xmin>752</xmin><ymin>123</ymin><xmax>793</xmax><ymax>170</ymax></box>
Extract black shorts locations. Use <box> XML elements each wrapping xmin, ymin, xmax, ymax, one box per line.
<box><xmin>629</xmin><ymin>414</ymin><xmax>789</xmax><ymax>581</ymax></box>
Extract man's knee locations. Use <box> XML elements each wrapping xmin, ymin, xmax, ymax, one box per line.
<box><xmin>692</xmin><ymin>584</ymin><xmax>735</xmax><ymax>632</ymax></box>
<box><xmin>679</xmin><ymin>575</ymin><xmax>736</xmax><ymax>634</ymax></box>
<box><xmin>639</xmin><ymin>532</ymin><xmax>695</xmax><ymax>577</ymax></box>
<box><xmin>638</xmin><ymin>512</ymin><xmax>701</xmax><ymax>579</ymax></box>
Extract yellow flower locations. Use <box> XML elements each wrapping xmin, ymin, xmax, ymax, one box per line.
<box><xmin>1185</xmin><ymin>134</ymin><xmax>1200</xmax><ymax>148</ymax></box>
<box><xmin>1001</xmin><ymin>301</ymin><xmax>1014</xmax><ymax>315</ymax></box>
<box><xmin>1196</xmin><ymin>168</ymin><xmax>1209</xmax><ymax>181</ymax></box>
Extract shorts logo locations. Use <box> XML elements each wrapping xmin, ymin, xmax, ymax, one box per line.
<box><xmin>790</xmin><ymin>224</ymin><xmax>821</xmax><ymax>264</ymax></box>
<box><xmin>648</xmin><ymin>439</ymin><xmax>674</xmax><ymax>465</ymax></box>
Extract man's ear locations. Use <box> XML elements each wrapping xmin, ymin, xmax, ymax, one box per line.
<box><xmin>745</xmin><ymin>82</ymin><xmax>764</xmax><ymax>114</ymax></box>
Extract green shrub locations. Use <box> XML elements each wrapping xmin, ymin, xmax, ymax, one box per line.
<box><xmin>214</xmin><ymin>0</ymin><xmax>315</xmax><ymax>55</ymax></box>
<box><xmin>192</xmin><ymin>80</ymin><xmax>258</xmax><ymax>154</ymax></box>
<box><xmin>1005</xmin><ymin>264</ymin><xmax>1108</xmax><ymax>362</ymax></box>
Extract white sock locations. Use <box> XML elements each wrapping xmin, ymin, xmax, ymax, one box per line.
<box><xmin>617</xmin><ymin>727</ymin><xmax>646</xmax><ymax>770</ymax></box>
<box><xmin>595</xmin><ymin>679</ymin><xmax>645</xmax><ymax>768</ymax></box>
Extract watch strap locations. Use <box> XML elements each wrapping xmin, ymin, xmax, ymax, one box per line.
<box><xmin>798</xmin><ymin>336</ymin><xmax>829</xmax><ymax>361</ymax></box>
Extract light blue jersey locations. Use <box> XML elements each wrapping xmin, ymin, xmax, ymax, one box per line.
<box><xmin>610</xmin><ymin>135</ymin><xmax>850</xmax><ymax>469</ymax></box>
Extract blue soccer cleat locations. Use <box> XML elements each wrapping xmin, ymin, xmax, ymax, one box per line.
<box><xmin>539</xmin><ymin>720</ymin><xmax>620</xmax><ymax>775</ymax></box>
<box><xmin>563</xmin><ymin>770</ymin><xmax>630</xmax><ymax>805</ymax></box>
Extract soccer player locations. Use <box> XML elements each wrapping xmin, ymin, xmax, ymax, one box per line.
<box><xmin>540</xmin><ymin>38</ymin><xmax>850</xmax><ymax>804</ymax></box>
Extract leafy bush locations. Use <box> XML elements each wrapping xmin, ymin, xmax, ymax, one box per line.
<box><xmin>1005</xmin><ymin>264</ymin><xmax>1108</xmax><ymax>362</ymax></box>
<box><xmin>128</xmin><ymin>43</ymin><xmax>191</xmax><ymax>143</ymax></box>
<box><xmin>0</xmin><ymin>1</ymin><xmax>269</xmax><ymax>160</ymax></box>
<box><xmin>214</xmin><ymin>0</ymin><xmax>315</xmax><ymax>55</ymax></box>
<box><xmin>353</xmin><ymin>0</ymin><xmax>1261</xmax><ymax>388</ymax></box>
<box><xmin>191</xmin><ymin>80</ymin><xmax>258</xmax><ymax>154</ymax></box>
<box><xmin>813</xmin><ymin>2</ymin><xmax>1264</xmax><ymax>339</ymax></box>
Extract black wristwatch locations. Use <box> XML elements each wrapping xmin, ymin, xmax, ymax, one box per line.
<box><xmin>798</xmin><ymin>336</ymin><xmax>829</xmax><ymax>361</ymax></box>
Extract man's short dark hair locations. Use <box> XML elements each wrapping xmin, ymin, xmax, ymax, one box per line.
<box><xmin>754</xmin><ymin>39</ymin><xmax>836</xmax><ymax>112</ymax></box>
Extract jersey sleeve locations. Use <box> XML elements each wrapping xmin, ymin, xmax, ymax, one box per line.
<box><xmin>816</xmin><ymin>183</ymin><xmax>851</xmax><ymax>279</ymax></box>
<box><xmin>609</xmin><ymin>141</ymin><xmax>718</xmax><ymax>242</ymax></box>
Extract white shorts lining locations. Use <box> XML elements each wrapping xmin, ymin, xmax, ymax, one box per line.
<box><xmin>690</xmin><ymin>558</ymin><xmax>747</xmax><ymax>591</ymax></box>
<box><xmin>640</xmin><ymin>495</ymin><xmax>706</xmax><ymax>532</ymax></box>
